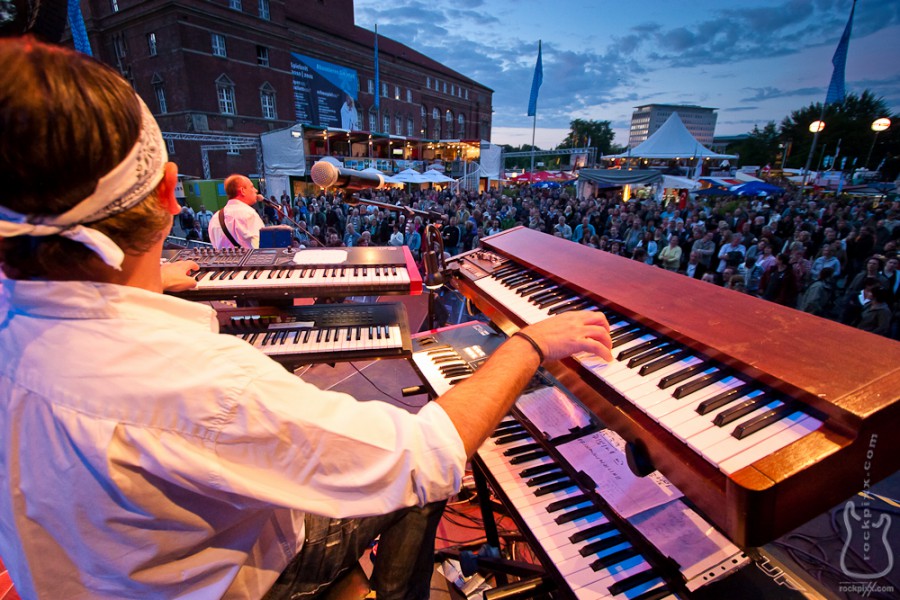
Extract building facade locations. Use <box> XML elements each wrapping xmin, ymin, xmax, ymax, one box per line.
<box><xmin>76</xmin><ymin>0</ymin><xmax>493</xmax><ymax>178</ymax></box>
<box><xmin>629</xmin><ymin>104</ymin><xmax>717</xmax><ymax>148</ymax></box>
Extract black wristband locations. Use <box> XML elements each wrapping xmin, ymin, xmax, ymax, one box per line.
<box><xmin>513</xmin><ymin>331</ymin><xmax>545</xmax><ymax>364</ymax></box>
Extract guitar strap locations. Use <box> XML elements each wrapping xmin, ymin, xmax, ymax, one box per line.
<box><xmin>218</xmin><ymin>208</ymin><xmax>241</xmax><ymax>248</ymax></box>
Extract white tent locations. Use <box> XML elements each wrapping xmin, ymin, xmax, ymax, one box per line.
<box><xmin>661</xmin><ymin>175</ymin><xmax>701</xmax><ymax>190</ymax></box>
<box><xmin>391</xmin><ymin>168</ymin><xmax>428</xmax><ymax>184</ymax></box>
<box><xmin>608</xmin><ymin>113</ymin><xmax>736</xmax><ymax>160</ymax></box>
<box><xmin>421</xmin><ymin>168</ymin><xmax>455</xmax><ymax>183</ymax></box>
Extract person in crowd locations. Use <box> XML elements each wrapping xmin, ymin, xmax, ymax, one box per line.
<box><xmin>760</xmin><ymin>253</ymin><xmax>799</xmax><ymax>307</ymax></box>
<box><xmin>208</xmin><ymin>174</ymin><xmax>265</xmax><ymax>249</ymax></box>
<box><xmin>195</xmin><ymin>203</ymin><xmax>214</xmax><ymax>233</ymax></box>
<box><xmin>657</xmin><ymin>235</ymin><xmax>682</xmax><ymax>271</ymax></box>
<box><xmin>716</xmin><ymin>232</ymin><xmax>746</xmax><ymax>274</ymax></box>
<box><xmin>683</xmin><ymin>251</ymin><xmax>707</xmax><ymax>280</ymax></box>
<box><xmin>810</xmin><ymin>242</ymin><xmax>841</xmax><ymax>282</ymax></box>
<box><xmin>798</xmin><ymin>267</ymin><xmax>836</xmax><ymax>317</ymax></box>
<box><xmin>342</xmin><ymin>222</ymin><xmax>361</xmax><ymax>247</ymax></box>
<box><xmin>0</xmin><ymin>36</ymin><xmax>614</xmax><ymax>600</ymax></box>
<box><xmin>404</xmin><ymin>221</ymin><xmax>422</xmax><ymax>260</ymax></box>
<box><xmin>857</xmin><ymin>285</ymin><xmax>892</xmax><ymax>336</ymax></box>
<box><xmin>738</xmin><ymin>255</ymin><xmax>764</xmax><ymax>296</ymax></box>
<box><xmin>185</xmin><ymin>219</ymin><xmax>204</xmax><ymax>242</ymax></box>
<box><xmin>691</xmin><ymin>229</ymin><xmax>716</xmax><ymax>269</ymax></box>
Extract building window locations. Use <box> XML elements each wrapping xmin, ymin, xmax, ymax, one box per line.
<box><xmin>457</xmin><ymin>114</ymin><xmax>465</xmax><ymax>138</ymax></box>
<box><xmin>258</xmin><ymin>0</ymin><xmax>270</xmax><ymax>19</ymax></box>
<box><xmin>464</xmin><ymin>89</ymin><xmax>468</xmax><ymax>100</ymax></box>
<box><xmin>445</xmin><ymin>110</ymin><xmax>453</xmax><ymax>138</ymax></box>
<box><xmin>368</xmin><ymin>108</ymin><xmax>377</xmax><ymax>132</ymax></box>
<box><xmin>442</xmin><ymin>81</ymin><xmax>447</xmax><ymax>94</ymax></box>
<box><xmin>407</xmin><ymin>117</ymin><xmax>414</xmax><ymax>137</ymax></box>
<box><xmin>381</xmin><ymin>82</ymin><xmax>388</xmax><ymax>97</ymax></box>
<box><xmin>216</xmin><ymin>74</ymin><xmax>236</xmax><ymax>114</ymax></box>
<box><xmin>426</xmin><ymin>76</ymin><xmax>431</xmax><ymax>89</ymax></box>
<box><xmin>113</xmin><ymin>34</ymin><xmax>127</xmax><ymax>62</ymax></box>
<box><xmin>260</xmin><ymin>83</ymin><xmax>277</xmax><ymax>119</ymax></box>
<box><xmin>110</xmin><ymin>0</ymin><xmax>119</xmax><ymax>12</ymax></box>
<box><xmin>147</xmin><ymin>33</ymin><xmax>157</xmax><ymax>57</ymax></box>
<box><xmin>367</xmin><ymin>79</ymin><xmax>374</xmax><ymax>94</ymax></box>
<box><xmin>229</xmin><ymin>0</ymin><xmax>242</xmax><ymax>10</ymax></box>
<box><xmin>166</xmin><ymin>139</ymin><xmax>175</xmax><ymax>155</ymax></box>
<box><xmin>406</xmin><ymin>89</ymin><xmax>412</xmax><ymax>103</ymax></box>
<box><xmin>211</xmin><ymin>33</ymin><xmax>226</xmax><ymax>57</ymax></box>
<box><xmin>152</xmin><ymin>73</ymin><xmax>167</xmax><ymax>113</ymax></box>
<box><xmin>395</xmin><ymin>115</ymin><xmax>401</xmax><ymax>135</ymax></box>
<box><xmin>256</xmin><ymin>45</ymin><xmax>269</xmax><ymax>66</ymax></box>
<box><xmin>383</xmin><ymin>114</ymin><xmax>390</xmax><ymax>133</ymax></box>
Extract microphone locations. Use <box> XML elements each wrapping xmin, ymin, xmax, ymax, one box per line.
<box><xmin>310</xmin><ymin>160</ymin><xmax>385</xmax><ymax>191</ymax></box>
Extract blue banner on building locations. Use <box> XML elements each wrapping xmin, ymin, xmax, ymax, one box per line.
<box><xmin>290</xmin><ymin>52</ymin><xmax>360</xmax><ymax>129</ymax></box>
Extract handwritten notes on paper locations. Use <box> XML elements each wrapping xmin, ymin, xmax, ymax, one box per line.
<box><xmin>515</xmin><ymin>386</ymin><xmax>591</xmax><ymax>440</ymax></box>
<box><xmin>556</xmin><ymin>429</ymin><xmax>682</xmax><ymax>518</ymax></box>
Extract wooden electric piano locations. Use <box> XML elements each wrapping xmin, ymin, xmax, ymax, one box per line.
<box><xmin>451</xmin><ymin>227</ymin><xmax>900</xmax><ymax>547</ymax></box>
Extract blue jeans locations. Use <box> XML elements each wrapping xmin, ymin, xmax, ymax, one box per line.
<box><xmin>263</xmin><ymin>500</ymin><xmax>446</xmax><ymax>600</ymax></box>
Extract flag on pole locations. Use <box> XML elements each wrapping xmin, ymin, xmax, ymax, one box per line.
<box><xmin>825</xmin><ymin>0</ymin><xmax>856</xmax><ymax>105</ymax></box>
<box><xmin>374</xmin><ymin>24</ymin><xmax>380</xmax><ymax>110</ymax></box>
<box><xmin>527</xmin><ymin>41</ymin><xmax>542</xmax><ymax>117</ymax></box>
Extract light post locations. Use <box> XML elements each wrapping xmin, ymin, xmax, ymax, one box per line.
<box><xmin>865</xmin><ymin>117</ymin><xmax>891</xmax><ymax>170</ymax></box>
<box><xmin>801</xmin><ymin>120</ymin><xmax>826</xmax><ymax>189</ymax></box>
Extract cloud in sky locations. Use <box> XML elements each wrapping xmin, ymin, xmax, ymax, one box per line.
<box><xmin>355</xmin><ymin>0</ymin><xmax>900</xmax><ymax>147</ymax></box>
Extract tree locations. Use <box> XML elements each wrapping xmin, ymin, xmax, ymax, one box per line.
<box><xmin>727</xmin><ymin>122</ymin><xmax>780</xmax><ymax>167</ymax></box>
<box><xmin>558</xmin><ymin>119</ymin><xmax>624</xmax><ymax>157</ymax></box>
<box><xmin>779</xmin><ymin>90</ymin><xmax>899</xmax><ymax>178</ymax></box>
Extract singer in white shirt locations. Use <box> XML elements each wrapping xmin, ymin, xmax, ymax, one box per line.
<box><xmin>208</xmin><ymin>174</ymin><xmax>265</xmax><ymax>249</ymax></box>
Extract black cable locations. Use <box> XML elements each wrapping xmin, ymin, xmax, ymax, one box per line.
<box><xmin>348</xmin><ymin>362</ymin><xmax>423</xmax><ymax>407</ymax></box>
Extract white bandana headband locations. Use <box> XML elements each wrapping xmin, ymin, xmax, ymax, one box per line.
<box><xmin>0</xmin><ymin>94</ymin><xmax>167</xmax><ymax>270</ymax></box>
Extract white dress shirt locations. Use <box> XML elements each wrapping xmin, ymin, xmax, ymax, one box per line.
<box><xmin>0</xmin><ymin>280</ymin><xmax>465</xmax><ymax>599</ymax></box>
<box><xmin>208</xmin><ymin>199</ymin><xmax>265</xmax><ymax>249</ymax></box>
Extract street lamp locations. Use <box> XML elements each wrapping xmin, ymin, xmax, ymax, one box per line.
<box><xmin>865</xmin><ymin>117</ymin><xmax>891</xmax><ymax>170</ymax></box>
<box><xmin>801</xmin><ymin>120</ymin><xmax>826</xmax><ymax>188</ymax></box>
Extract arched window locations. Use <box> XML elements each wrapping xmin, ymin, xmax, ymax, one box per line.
<box><xmin>420</xmin><ymin>105</ymin><xmax>427</xmax><ymax>136</ymax></box>
<box><xmin>259</xmin><ymin>82</ymin><xmax>276</xmax><ymax>120</ymax></box>
<box><xmin>445</xmin><ymin>110</ymin><xmax>453</xmax><ymax>138</ymax></box>
<box><xmin>457</xmin><ymin>113</ymin><xmax>465</xmax><ymax>139</ymax></box>
<box><xmin>215</xmin><ymin>74</ymin><xmax>236</xmax><ymax>115</ymax></box>
<box><xmin>382</xmin><ymin>113</ymin><xmax>390</xmax><ymax>133</ymax></box>
<box><xmin>368</xmin><ymin>108</ymin><xmax>377</xmax><ymax>132</ymax></box>
<box><xmin>432</xmin><ymin>107</ymin><xmax>440</xmax><ymax>139</ymax></box>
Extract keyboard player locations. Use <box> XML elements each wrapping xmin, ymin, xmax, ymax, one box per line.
<box><xmin>0</xmin><ymin>39</ymin><xmax>617</xmax><ymax>598</ymax></box>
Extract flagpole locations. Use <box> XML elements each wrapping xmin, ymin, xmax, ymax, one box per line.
<box><xmin>527</xmin><ymin>40</ymin><xmax>543</xmax><ymax>184</ymax></box>
<box><xmin>530</xmin><ymin>111</ymin><xmax>537</xmax><ymax>182</ymax></box>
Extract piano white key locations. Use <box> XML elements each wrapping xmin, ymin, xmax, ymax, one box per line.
<box><xmin>718</xmin><ymin>413</ymin><xmax>823</xmax><ymax>475</ymax></box>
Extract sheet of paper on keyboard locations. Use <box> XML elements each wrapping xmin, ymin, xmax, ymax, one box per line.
<box><xmin>628</xmin><ymin>499</ymin><xmax>747</xmax><ymax>590</ymax></box>
<box><xmin>556</xmin><ymin>429</ymin><xmax>682</xmax><ymax>518</ymax></box>
<box><xmin>514</xmin><ymin>386</ymin><xmax>591</xmax><ymax>440</ymax></box>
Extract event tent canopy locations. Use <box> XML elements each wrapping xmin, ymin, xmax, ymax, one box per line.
<box><xmin>576</xmin><ymin>169</ymin><xmax>663</xmax><ymax>187</ymax></box>
<box><xmin>608</xmin><ymin>113</ymin><xmax>736</xmax><ymax>160</ymax></box>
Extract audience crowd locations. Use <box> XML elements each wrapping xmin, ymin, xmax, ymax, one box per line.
<box><xmin>176</xmin><ymin>180</ymin><xmax>900</xmax><ymax>339</ymax></box>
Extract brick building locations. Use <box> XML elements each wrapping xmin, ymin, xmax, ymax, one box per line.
<box><xmin>76</xmin><ymin>0</ymin><xmax>493</xmax><ymax>178</ymax></box>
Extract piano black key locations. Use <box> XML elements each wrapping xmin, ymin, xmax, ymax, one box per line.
<box><xmin>658</xmin><ymin>361</ymin><xmax>715</xmax><ymax>389</ymax></box>
<box><xmin>609</xmin><ymin>324</ymin><xmax>640</xmax><ymax>342</ymax></box>
<box><xmin>525</xmin><ymin>470</ymin><xmax>568</xmax><ymax>487</ymax></box>
<box><xmin>355</xmin><ymin>326</ymin><xmax>361</xmax><ymax>341</ymax></box>
<box><xmin>548</xmin><ymin>297</ymin><xmax>591</xmax><ymax>316</ymax></box>
<box><xmin>673</xmin><ymin>369</ymin><xmax>731</xmax><ymax>399</ymax></box>
<box><xmin>509</xmin><ymin>449</ymin><xmax>547</xmax><ymax>465</ymax></box>
<box><xmin>521</xmin><ymin>283</ymin><xmax>558</xmax><ymax>299</ymax></box>
<box><xmin>606</xmin><ymin>565</ymin><xmax>662</xmax><ymax>596</ymax></box>
<box><xmin>582</xmin><ymin>533</ymin><xmax>629</xmax><ymax>557</ymax></box>
<box><xmin>278</xmin><ymin>331</ymin><xmax>288</xmax><ymax>345</ymax></box>
<box><xmin>554</xmin><ymin>504</ymin><xmax>602</xmax><ymax>525</ymax></box>
<box><xmin>610</xmin><ymin>327</ymin><xmax>647</xmax><ymax>348</ymax></box>
<box><xmin>447</xmin><ymin>376</ymin><xmax>471</xmax><ymax>385</ymax></box>
<box><xmin>315</xmin><ymin>329</ymin><xmax>323</xmax><ymax>343</ymax></box>
<box><xmin>324</xmin><ymin>328</ymin><xmax>332</xmax><ymax>343</ymax></box>
<box><xmin>626</xmin><ymin>344</ymin><xmax>674</xmax><ymax>368</ymax></box>
<box><xmin>733</xmin><ymin>402</ymin><xmax>798</xmax><ymax>439</ymax></box>
<box><xmin>503</xmin><ymin>442</ymin><xmax>542</xmax><ymax>457</ymax></box>
<box><xmin>491</xmin><ymin>422</ymin><xmax>524</xmax><ymax>437</ymax></box>
<box><xmin>569</xmin><ymin>521</ymin><xmax>617</xmax><ymax>543</ymax></box>
<box><xmin>346</xmin><ymin>328</ymin><xmax>352</xmax><ymax>341</ymax></box>
<box><xmin>696</xmin><ymin>383</ymin><xmax>754</xmax><ymax>415</ymax></box>
<box><xmin>589</xmin><ymin>546</ymin><xmax>638</xmax><ymax>570</ymax></box>
<box><xmin>535</xmin><ymin>291</ymin><xmax>571</xmax><ymax>309</ymax></box>
<box><xmin>262</xmin><ymin>331</ymin><xmax>274</xmax><ymax>345</ymax></box>
<box><xmin>617</xmin><ymin>339</ymin><xmax>658</xmax><ymax>362</ymax></box>
<box><xmin>530</xmin><ymin>288</ymin><xmax>566</xmax><ymax>304</ymax></box>
<box><xmin>545</xmin><ymin>494</ymin><xmax>590</xmax><ymax>513</ymax></box>
<box><xmin>303</xmin><ymin>329</ymin><xmax>311</xmax><ymax>343</ymax></box>
<box><xmin>494</xmin><ymin>431</ymin><xmax>531</xmax><ymax>445</ymax></box>
<box><xmin>533</xmin><ymin>479</ymin><xmax>574</xmax><ymax>496</ymax></box>
<box><xmin>638</xmin><ymin>348</ymin><xmax>692</xmax><ymax>376</ymax></box>
<box><xmin>517</xmin><ymin>279</ymin><xmax>553</xmax><ymax>296</ymax></box>
<box><xmin>518</xmin><ymin>462</ymin><xmax>559</xmax><ymax>477</ymax></box>
<box><xmin>293</xmin><ymin>330</ymin><xmax>302</xmax><ymax>344</ymax></box>
<box><xmin>714</xmin><ymin>393</ymin><xmax>776</xmax><ymax>427</ymax></box>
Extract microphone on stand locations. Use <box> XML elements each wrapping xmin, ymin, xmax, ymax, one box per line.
<box><xmin>257</xmin><ymin>195</ymin><xmax>323</xmax><ymax>247</ymax></box>
<box><xmin>310</xmin><ymin>160</ymin><xmax>385</xmax><ymax>190</ymax></box>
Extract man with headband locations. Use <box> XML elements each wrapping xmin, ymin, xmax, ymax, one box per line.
<box><xmin>0</xmin><ymin>37</ymin><xmax>613</xmax><ymax>599</ymax></box>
